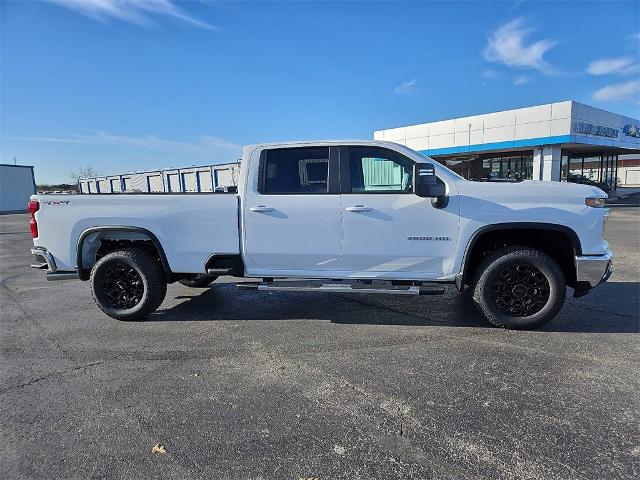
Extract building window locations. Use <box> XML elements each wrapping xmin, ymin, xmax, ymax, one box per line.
<box><xmin>569</xmin><ymin>156</ymin><xmax>583</xmax><ymax>181</ymax></box>
<box><xmin>583</xmin><ymin>156</ymin><xmax>601</xmax><ymax>182</ymax></box>
<box><xmin>440</xmin><ymin>151</ymin><xmax>533</xmax><ymax>181</ymax></box>
<box><xmin>561</xmin><ymin>154</ymin><xmax>569</xmax><ymax>181</ymax></box>
<box><xmin>561</xmin><ymin>151</ymin><xmax>618</xmax><ymax>191</ymax></box>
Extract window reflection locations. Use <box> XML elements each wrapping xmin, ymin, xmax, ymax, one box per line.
<box><xmin>436</xmin><ymin>150</ymin><xmax>618</xmax><ymax>190</ymax></box>
<box><xmin>583</xmin><ymin>156</ymin><xmax>600</xmax><ymax>181</ymax></box>
<box><xmin>441</xmin><ymin>151</ymin><xmax>533</xmax><ymax>182</ymax></box>
<box><xmin>561</xmin><ymin>151</ymin><xmax>618</xmax><ymax>191</ymax></box>
<box><xmin>561</xmin><ymin>155</ymin><xmax>569</xmax><ymax>181</ymax></box>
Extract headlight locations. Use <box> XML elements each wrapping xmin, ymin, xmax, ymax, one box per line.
<box><xmin>585</xmin><ymin>197</ymin><xmax>606</xmax><ymax>208</ymax></box>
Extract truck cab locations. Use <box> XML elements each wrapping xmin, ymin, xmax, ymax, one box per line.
<box><xmin>239</xmin><ymin>142</ymin><xmax>458</xmax><ymax>280</ymax></box>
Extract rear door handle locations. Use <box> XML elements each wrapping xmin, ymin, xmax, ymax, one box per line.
<box><xmin>345</xmin><ymin>205</ymin><xmax>372</xmax><ymax>212</ymax></box>
<box><xmin>250</xmin><ymin>205</ymin><xmax>274</xmax><ymax>212</ymax></box>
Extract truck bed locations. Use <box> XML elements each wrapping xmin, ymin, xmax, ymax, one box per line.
<box><xmin>31</xmin><ymin>193</ymin><xmax>240</xmax><ymax>273</ymax></box>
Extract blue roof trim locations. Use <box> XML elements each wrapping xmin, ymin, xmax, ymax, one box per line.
<box><xmin>418</xmin><ymin>135</ymin><xmax>574</xmax><ymax>156</ymax></box>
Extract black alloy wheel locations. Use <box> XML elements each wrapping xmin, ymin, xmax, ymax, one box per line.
<box><xmin>491</xmin><ymin>263</ymin><xmax>550</xmax><ymax>317</ymax></box>
<box><xmin>100</xmin><ymin>262</ymin><xmax>145</xmax><ymax>309</ymax></box>
<box><xmin>90</xmin><ymin>248</ymin><xmax>167</xmax><ymax>321</ymax></box>
<box><xmin>472</xmin><ymin>246</ymin><xmax>566</xmax><ymax>329</ymax></box>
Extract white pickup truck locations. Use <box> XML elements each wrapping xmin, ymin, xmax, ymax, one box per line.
<box><xmin>29</xmin><ymin>141</ymin><xmax>613</xmax><ymax>329</ymax></box>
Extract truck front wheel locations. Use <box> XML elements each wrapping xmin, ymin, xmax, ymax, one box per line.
<box><xmin>90</xmin><ymin>248</ymin><xmax>167</xmax><ymax>321</ymax></box>
<box><xmin>472</xmin><ymin>247</ymin><xmax>566</xmax><ymax>329</ymax></box>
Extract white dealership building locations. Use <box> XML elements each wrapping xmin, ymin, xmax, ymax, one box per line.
<box><xmin>374</xmin><ymin>100</ymin><xmax>640</xmax><ymax>189</ymax></box>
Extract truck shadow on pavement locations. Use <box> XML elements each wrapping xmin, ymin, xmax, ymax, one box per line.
<box><xmin>149</xmin><ymin>281</ymin><xmax>639</xmax><ymax>333</ymax></box>
<box><xmin>553</xmin><ymin>281</ymin><xmax>640</xmax><ymax>333</ymax></box>
<box><xmin>150</xmin><ymin>282</ymin><xmax>491</xmax><ymax>328</ymax></box>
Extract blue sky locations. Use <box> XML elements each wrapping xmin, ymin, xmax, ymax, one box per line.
<box><xmin>1</xmin><ymin>0</ymin><xmax>639</xmax><ymax>184</ymax></box>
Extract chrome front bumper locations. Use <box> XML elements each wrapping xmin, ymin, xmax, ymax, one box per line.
<box><xmin>575</xmin><ymin>250</ymin><xmax>613</xmax><ymax>293</ymax></box>
<box><xmin>30</xmin><ymin>247</ymin><xmax>79</xmax><ymax>281</ymax></box>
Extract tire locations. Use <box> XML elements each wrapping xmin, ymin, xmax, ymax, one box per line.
<box><xmin>90</xmin><ymin>248</ymin><xmax>167</xmax><ymax>321</ymax></box>
<box><xmin>178</xmin><ymin>274</ymin><xmax>218</xmax><ymax>288</ymax></box>
<box><xmin>472</xmin><ymin>246</ymin><xmax>566</xmax><ymax>330</ymax></box>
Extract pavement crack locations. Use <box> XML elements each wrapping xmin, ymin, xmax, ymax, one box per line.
<box><xmin>0</xmin><ymin>360</ymin><xmax>105</xmax><ymax>394</ymax></box>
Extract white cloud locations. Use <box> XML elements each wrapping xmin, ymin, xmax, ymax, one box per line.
<box><xmin>394</xmin><ymin>78</ymin><xmax>417</xmax><ymax>94</ymax></box>
<box><xmin>587</xmin><ymin>56</ymin><xmax>638</xmax><ymax>76</ymax></box>
<box><xmin>592</xmin><ymin>80</ymin><xmax>640</xmax><ymax>102</ymax></box>
<box><xmin>199</xmin><ymin>136</ymin><xmax>243</xmax><ymax>151</ymax></box>
<box><xmin>513</xmin><ymin>75</ymin><xmax>529</xmax><ymax>86</ymax></box>
<box><xmin>483</xmin><ymin>18</ymin><xmax>557</xmax><ymax>74</ymax></box>
<box><xmin>482</xmin><ymin>69</ymin><xmax>499</xmax><ymax>79</ymax></box>
<box><xmin>49</xmin><ymin>0</ymin><xmax>215</xmax><ymax>29</ymax></box>
<box><xmin>5</xmin><ymin>131</ymin><xmax>241</xmax><ymax>152</ymax></box>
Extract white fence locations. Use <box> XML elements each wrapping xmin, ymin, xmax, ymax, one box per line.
<box><xmin>78</xmin><ymin>162</ymin><xmax>240</xmax><ymax>194</ymax></box>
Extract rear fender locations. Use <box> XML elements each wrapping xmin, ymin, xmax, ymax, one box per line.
<box><xmin>76</xmin><ymin>226</ymin><xmax>172</xmax><ymax>280</ymax></box>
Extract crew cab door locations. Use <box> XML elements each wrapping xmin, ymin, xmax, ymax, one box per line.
<box><xmin>242</xmin><ymin>146</ymin><xmax>342</xmax><ymax>275</ymax></box>
<box><xmin>340</xmin><ymin>146</ymin><xmax>459</xmax><ymax>278</ymax></box>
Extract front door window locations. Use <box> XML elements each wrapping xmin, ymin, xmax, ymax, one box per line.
<box><xmin>349</xmin><ymin>147</ymin><xmax>413</xmax><ymax>193</ymax></box>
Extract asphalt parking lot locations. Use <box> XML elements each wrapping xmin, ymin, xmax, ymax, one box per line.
<box><xmin>1</xmin><ymin>206</ymin><xmax>639</xmax><ymax>479</ymax></box>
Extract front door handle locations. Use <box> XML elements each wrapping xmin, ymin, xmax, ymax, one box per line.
<box><xmin>250</xmin><ymin>205</ymin><xmax>274</xmax><ymax>212</ymax></box>
<box><xmin>345</xmin><ymin>205</ymin><xmax>372</xmax><ymax>212</ymax></box>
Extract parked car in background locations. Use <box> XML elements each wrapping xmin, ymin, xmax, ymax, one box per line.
<box><xmin>568</xmin><ymin>173</ymin><xmax>611</xmax><ymax>193</ymax></box>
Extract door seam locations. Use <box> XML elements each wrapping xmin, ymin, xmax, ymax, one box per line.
<box><xmin>338</xmin><ymin>194</ymin><xmax>344</xmax><ymax>270</ymax></box>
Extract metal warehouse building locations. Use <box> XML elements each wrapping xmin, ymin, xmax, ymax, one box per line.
<box><xmin>0</xmin><ymin>164</ymin><xmax>37</xmax><ymax>214</ymax></box>
<box><xmin>374</xmin><ymin>100</ymin><xmax>640</xmax><ymax>190</ymax></box>
<box><xmin>78</xmin><ymin>162</ymin><xmax>240</xmax><ymax>194</ymax></box>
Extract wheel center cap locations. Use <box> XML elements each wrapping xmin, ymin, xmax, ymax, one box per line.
<box><xmin>512</xmin><ymin>284</ymin><xmax>528</xmax><ymax>298</ymax></box>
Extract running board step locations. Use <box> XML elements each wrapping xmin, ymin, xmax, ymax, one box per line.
<box><xmin>237</xmin><ymin>281</ymin><xmax>445</xmax><ymax>296</ymax></box>
<box><xmin>207</xmin><ymin>267</ymin><xmax>233</xmax><ymax>275</ymax></box>
<box><xmin>46</xmin><ymin>271</ymin><xmax>79</xmax><ymax>281</ymax></box>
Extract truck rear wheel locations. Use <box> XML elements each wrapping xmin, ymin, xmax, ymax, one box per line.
<box><xmin>472</xmin><ymin>247</ymin><xmax>566</xmax><ymax>330</ymax></box>
<box><xmin>178</xmin><ymin>273</ymin><xmax>218</xmax><ymax>288</ymax></box>
<box><xmin>90</xmin><ymin>248</ymin><xmax>167</xmax><ymax>321</ymax></box>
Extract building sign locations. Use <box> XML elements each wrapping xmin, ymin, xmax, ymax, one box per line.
<box><xmin>574</xmin><ymin>121</ymin><xmax>619</xmax><ymax>138</ymax></box>
<box><xmin>623</xmin><ymin>123</ymin><xmax>640</xmax><ymax>138</ymax></box>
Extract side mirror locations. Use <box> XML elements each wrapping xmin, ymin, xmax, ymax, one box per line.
<box><xmin>413</xmin><ymin>163</ymin><xmax>446</xmax><ymax>198</ymax></box>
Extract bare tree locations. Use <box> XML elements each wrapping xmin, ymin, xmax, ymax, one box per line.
<box><xmin>70</xmin><ymin>165</ymin><xmax>99</xmax><ymax>182</ymax></box>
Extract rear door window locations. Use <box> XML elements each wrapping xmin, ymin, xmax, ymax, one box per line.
<box><xmin>262</xmin><ymin>147</ymin><xmax>330</xmax><ymax>194</ymax></box>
